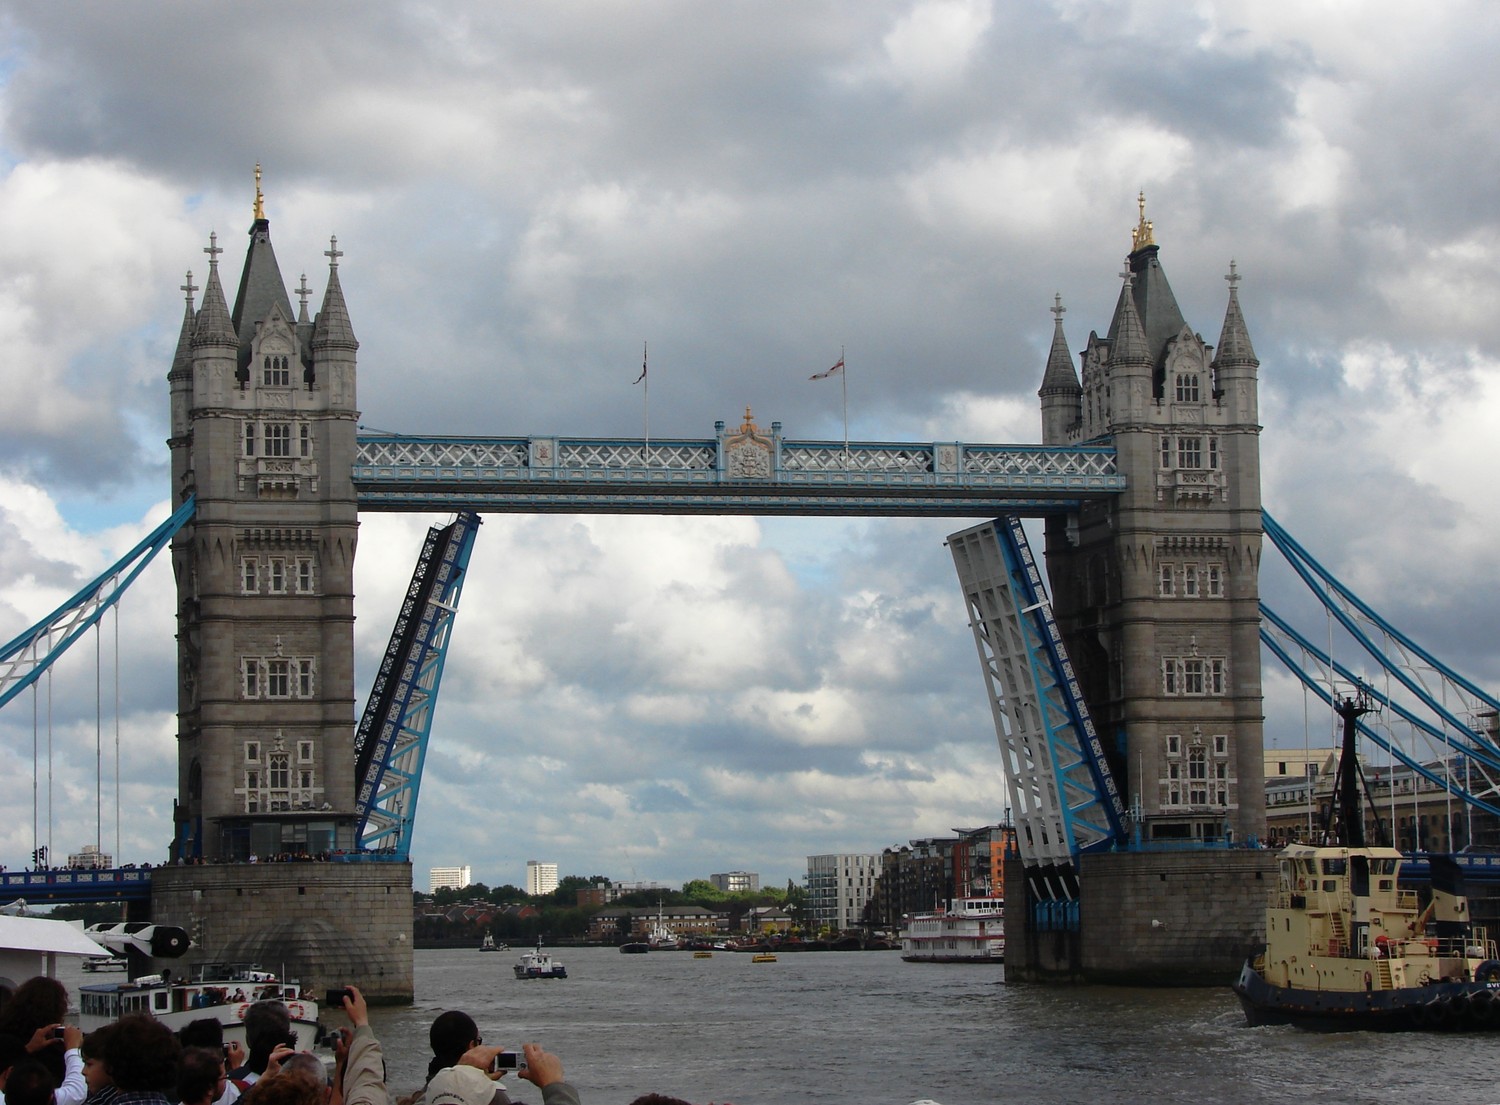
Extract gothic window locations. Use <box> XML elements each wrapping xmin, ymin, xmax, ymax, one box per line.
<box><xmin>266</xmin><ymin>659</ymin><xmax>291</xmax><ymax>698</ymax></box>
<box><xmin>265</xmin><ymin>423</ymin><xmax>292</xmax><ymax>458</ymax></box>
<box><xmin>300</xmin><ymin>770</ymin><xmax>313</xmax><ymax>789</ymax></box>
<box><xmin>264</xmin><ymin>356</ymin><xmax>290</xmax><ymax>387</ymax></box>
<box><xmin>1183</xmin><ymin>658</ymin><xmax>1205</xmax><ymax>695</ymax></box>
<box><xmin>246</xmin><ymin>741</ymin><xmax>260</xmax><ymax>762</ymax></box>
<box><xmin>269</xmin><ymin>753</ymin><xmax>289</xmax><ymax>790</ymax></box>
<box><xmin>298</xmin><ymin>741</ymin><xmax>314</xmax><ymax>762</ymax></box>
<box><xmin>1208</xmin><ymin>436</ymin><xmax>1219</xmax><ymax>469</ymax></box>
<box><xmin>1175</xmin><ymin>373</ymin><xmax>1200</xmax><ymax>402</ymax></box>
<box><xmin>1183</xmin><ymin>564</ymin><xmax>1199</xmax><ymax>597</ymax></box>
<box><xmin>1159</xmin><ymin>436</ymin><xmax>1172</xmax><ymax>468</ymax></box>
<box><xmin>241</xmin><ymin>659</ymin><xmax>259</xmax><ymax>699</ymax></box>
<box><xmin>1177</xmin><ymin>436</ymin><xmax>1202</xmax><ymax>469</ymax></box>
<box><xmin>297</xmin><ymin>659</ymin><xmax>314</xmax><ymax>698</ymax></box>
<box><xmin>1162</xmin><ymin>659</ymin><xmax>1178</xmax><ymax>695</ymax></box>
<box><xmin>1159</xmin><ymin>564</ymin><xmax>1175</xmax><ymax>597</ymax></box>
<box><xmin>1214</xmin><ymin>734</ymin><xmax>1228</xmax><ymax>755</ymax></box>
<box><xmin>246</xmin><ymin>769</ymin><xmax>259</xmax><ymax>790</ymax></box>
<box><xmin>1166</xmin><ymin>734</ymin><xmax>1181</xmax><ymax>756</ymax></box>
<box><xmin>300</xmin><ymin>424</ymin><xmax>312</xmax><ymax>457</ymax></box>
<box><xmin>296</xmin><ymin>557</ymin><xmax>316</xmax><ymax>593</ymax></box>
<box><xmin>1206</xmin><ymin>564</ymin><xmax>1224</xmax><ymax>597</ymax></box>
<box><xmin>267</xmin><ymin>558</ymin><xmax>286</xmax><ymax>594</ymax></box>
<box><xmin>241</xmin><ymin>557</ymin><xmax>259</xmax><ymax>595</ymax></box>
<box><xmin>1189</xmin><ymin>748</ymin><xmax>1208</xmax><ymax>805</ymax></box>
<box><xmin>243</xmin><ymin>422</ymin><xmax>255</xmax><ymax>457</ymax></box>
<box><xmin>1210</xmin><ymin>659</ymin><xmax>1227</xmax><ymax>695</ymax></box>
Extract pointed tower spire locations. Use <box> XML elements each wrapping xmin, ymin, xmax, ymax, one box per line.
<box><xmin>312</xmin><ymin>236</ymin><xmax>358</xmax><ymax>351</ymax></box>
<box><xmin>1213</xmin><ymin>261</ymin><xmax>1258</xmax><ymax>365</ymax></box>
<box><xmin>1110</xmin><ymin>269</ymin><xmax>1150</xmax><ymax>366</ymax></box>
<box><xmin>1039</xmin><ymin>293</ymin><xmax>1081</xmax><ymax>396</ymax></box>
<box><xmin>192</xmin><ymin>233</ymin><xmax>238</xmax><ymax>349</ymax></box>
<box><xmin>170</xmin><ymin>270</ymin><xmax>198</xmax><ymax>381</ymax></box>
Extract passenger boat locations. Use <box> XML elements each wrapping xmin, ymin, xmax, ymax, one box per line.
<box><xmin>899</xmin><ymin>898</ymin><xmax>1005</xmax><ymax>963</ymax></box>
<box><xmin>77</xmin><ymin>962</ymin><xmax>322</xmax><ymax>1044</ymax></box>
<box><xmin>514</xmin><ymin>942</ymin><xmax>567</xmax><ymax>979</ymax></box>
<box><xmin>1233</xmin><ymin>692</ymin><xmax>1500</xmax><ymax>1031</ymax></box>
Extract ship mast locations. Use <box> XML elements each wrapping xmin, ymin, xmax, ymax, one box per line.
<box><xmin>1331</xmin><ymin>691</ymin><xmax>1373</xmax><ymax>847</ymax></box>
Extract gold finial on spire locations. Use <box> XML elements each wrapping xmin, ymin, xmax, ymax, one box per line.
<box><xmin>1131</xmin><ymin>190</ymin><xmax>1155</xmax><ymax>251</ymax></box>
<box><xmin>738</xmin><ymin>406</ymin><xmax>760</xmax><ymax>434</ymax></box>
<box><xmin>254</xmin><ymin>163</ymin><xmax>265</xmax><ymax>221</ymax></box>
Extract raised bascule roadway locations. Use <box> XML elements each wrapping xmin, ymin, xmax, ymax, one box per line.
<box><xmin>3</xmin><ymin>192</ymin><xmax>1498</xmax><ymax>992</ymax></box>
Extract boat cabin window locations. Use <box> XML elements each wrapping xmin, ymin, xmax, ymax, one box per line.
<box><xmin>1322</xmin><ymin>880</ymin><xmax>1337</xmax><ymax>892</ymax></box>
<box><xmin>1321</xmin><ymin>858</ymin><xmax>1346</xmax><ymax>876</ymax></box>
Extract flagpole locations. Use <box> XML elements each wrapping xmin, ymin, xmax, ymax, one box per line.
<box><xmin>642</xmin><ymin>341</ymin><xmax>650</xmax><ymax>463</ymax></box>
<box><xmin>840</xmin><ymin>345</ymin><xmax>848</xmax><ymax>471</ymax></box>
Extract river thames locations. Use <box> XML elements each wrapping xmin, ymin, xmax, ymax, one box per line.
<box><xmin>335</xmin><ymin>947</ymin><xmax>1494</xmax><ymax>1105</ymax></box>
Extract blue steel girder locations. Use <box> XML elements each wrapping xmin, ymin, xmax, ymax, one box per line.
<box><xmin>353</xmin><ymin>434</ymin><xmax>1123</xmax><ymax>515</ymax></box>
<box><xmin>947</xmin><ymin>518</ymin><xmax>1126</xmax><ymax>881</ymax></box>
<box><xmin>353</xmin><ymin>511</ymin><xmax>482</xmax><ymax>860</ymax></box>
<box><xmin>1</xmin><ymin>497</ymin><xmax>196</xmax><ymax>711</ymax></box>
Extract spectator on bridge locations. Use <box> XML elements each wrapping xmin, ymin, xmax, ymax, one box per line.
<box><xmin>81</xmin><ymin>1026</ymin><xmax>120</xmax><ymax>1105</ymax></box>
<box><xmin>177</xmin><ymin>1049</ymin><xmax>227</xmax><ymax>1105</ymax></box>
<box><xmin>101</xmin><ymin>1015</ymin><xmax>179</xmax><ymax>1105</ymax></box>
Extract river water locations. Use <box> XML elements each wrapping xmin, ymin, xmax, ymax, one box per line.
<box><xmin>332</xmin><ymin>948</ymin><xmax>1495</xmax><ymax>1105</ymax></box>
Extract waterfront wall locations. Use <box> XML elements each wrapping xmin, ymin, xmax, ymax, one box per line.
<box><xmin>1006</xmin><ymin>850</ymin><xmax>1276</xmax><ymax>986</ymax></box>
<box><xmin>149</xmin><ymin>862</ymin><xmax>414</xmax><ymax>1003</ymax></box>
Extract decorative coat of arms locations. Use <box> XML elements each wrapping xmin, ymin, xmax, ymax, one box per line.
<box><xmin>724</xmin><ymin>408</ymin><xmax>774</xmax><ymax>479</ymax></box>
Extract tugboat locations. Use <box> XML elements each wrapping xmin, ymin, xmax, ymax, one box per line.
<box><xmin>513</xmin><ymin>939</ymin><xmax>567</xmax><ymax>980</ymax></box>
<box><xmin>1233</xmin><ymin>691</ymin><xmax>1500</xmax><ymax>1030</ymax></box>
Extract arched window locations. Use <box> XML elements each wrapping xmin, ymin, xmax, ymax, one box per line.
<box><xmin>1175</xmin><ymin>372</ymin><xmax>1200</xmax><ymax>402</ymax></box>
<box><xmin>1189</xmin><ymin>747</ymin><xmax>1208</xmax><ymax>805</ymax></box>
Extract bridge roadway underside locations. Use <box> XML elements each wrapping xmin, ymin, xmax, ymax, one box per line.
<box><xmin>351</xmin><ymin>434</ymin><xmax>1125</xmax><ymax>515</ymax></box>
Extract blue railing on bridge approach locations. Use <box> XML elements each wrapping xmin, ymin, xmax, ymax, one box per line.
<box><xmin>0</xmin><ymin>868</ymin><xmax>154</xmax><ymax>905</ymax></box>
<box><xmin>351</xmin><ymin>431</ymin><xmax>1125</xmax><ymax>515</ymax></box>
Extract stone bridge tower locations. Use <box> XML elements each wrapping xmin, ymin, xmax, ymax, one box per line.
<box><xmin>1039</xmin><ymin>200</ymin><xmax>1266</xmax><ymax>847</ymax></box>
<box><xmin>156</xmin><ymin>173</ymin><xmax>412</xmax><ymax>1000</ymax></box>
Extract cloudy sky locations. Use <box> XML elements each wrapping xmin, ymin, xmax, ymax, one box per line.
<box><xmin>1</xmin><ymin>1</ymin><xmax>1498</xmax><ymax>891</ymax></box>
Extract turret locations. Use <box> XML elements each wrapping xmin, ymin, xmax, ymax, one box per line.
<box><xmin>1038</xmin><ymin>294</ymin><xmax>1081</xmax><ymax>445</ymax></box>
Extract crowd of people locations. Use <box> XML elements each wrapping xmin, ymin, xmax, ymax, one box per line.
<box><xmin>0</xmin><ymin>979</ymin><xmax>613</xmax><ymax>1105</ymax></box>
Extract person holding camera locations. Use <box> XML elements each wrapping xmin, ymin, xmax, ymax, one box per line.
<box><xmin>325</xmin><ymin>988</ymin><xmax>385</xmax><ymax>1105</ymax></box>
<box><xmin>426</xmin><ymin>1043</ymin><xmax>578</xmax><ymax>1105</ymax></box>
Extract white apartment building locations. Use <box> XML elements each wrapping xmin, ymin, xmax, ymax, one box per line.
<box><xmin>429</xmin><ymin>865</ymin><xmax>472</xmax><ymax>893</ymax></box>
<box><xmin>710</xmin><ymin>871</ymin><xmax>760</xmax><ymax>893</ymax></box>
<box><xmin>805</xmin><ymin>853</ymin><xmax>881</xmax><ymax>933</ymax></box>
<box><xmin>526</xmin><ymin>860</ymin><xmax>559</xmax><ymax>896</ymax></box>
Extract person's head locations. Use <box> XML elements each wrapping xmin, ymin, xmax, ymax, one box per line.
<box><xmin>4</xmin><ymin>1059</ymin><xmax>55</xmax><ymax>1105</ymax></box>
<box><xmin>102</xmin><ymin>1014</ymin><xmax>180</xmax><ymax>1093</ymax></box>
<box><xmin>243</xmin><ymin>1001</ymin><xmax>293</xmax><ymax>1069</ymax></box>
<box><xmin>278</xmin><ymin>1053</ymin><xmax>326</xmax><ymax>1092</ymax></box>
<box><xmin>80</xmin><ymin>1025</ymin><xmax>117</xmax><ymax>1095</ymax></box>
<box><xmin>425</xmin><ymin>1065</ymin><xmax>494</xmax><ymax>1105</ymax></box>
<box><xmin>177</xmin><ymin>1046</ymin><xmax>226</xmax><ymax>1105</ymax></box>
<box><xmin>240</xmin><ymin>1073</ymin><xmax>323</xmax><ymax>1105</ymax></box>
<box><xmin>177</xmin><ymin>1019</ymin><xmax>225</xmax><ymax>1051</ymax></box>
<box><xmin>0</xmin><ymin>1033</ymin><xmax>27</xmax><ymax>1087</ymax></box>
<box><xmin>627</xmin><ymin>1098</ymin><xmax>695</xmax><ymax>1105</ymax></box>
<box><xmin>426</xmin><ymin>1011</ymin><xmax>479</xmax><ymax>1082</ymax></box>
<box><xmin>0</xmin><ymin>978</ymin><xmax>67</xmax><ymax>1035</ymax></box>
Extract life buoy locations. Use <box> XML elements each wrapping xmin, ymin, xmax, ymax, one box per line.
<box><xmin>287</xmin><ymin>1002</ymin><xmax>305</xmax><ymax>1020</ymax></box>
<box><xmin>1473</xmin><ymin>959</ymin><xmax>1500</xmax><ymax>984</ymax></box>
<box><xmin>235</xmin><ymin>1004</ymin><xmax>248</xmax><ymax>1020</ymax></box>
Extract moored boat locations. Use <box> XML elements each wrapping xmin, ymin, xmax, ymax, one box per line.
<box><xmin>1233</xmin><ymin>692</ymin><xmax>1500</xmax><ymax>1031</ymax></box>
<box><xmin>899</xmin><ymin>897</ymin><xmax>1005</xmax><ymax>963</ymax></box>
<box><xmin>478</xmin><ymin>934</ymin><xmax>508</xmax><ymax>952</ymax></box>
<box><xmin>77</xmin><ymin>962</ymin><xmax>321</xmax><ymax>1045</ymax></box>
<box><xmin>514</xmin><ymin>941</ymin><xmax>567</xmax><ymax>979</ymax></box>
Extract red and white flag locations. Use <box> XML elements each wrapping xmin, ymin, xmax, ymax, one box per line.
<box><xmin>810</xmin><ymin>357</ymin><xmax>844</xmax><ymax>381</ymax></box>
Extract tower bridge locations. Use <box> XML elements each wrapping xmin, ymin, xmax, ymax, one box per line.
<box><xmin>12</xmin><ymin>187</ymin><xmax>1496</xmax><ymax>995</ymax></box>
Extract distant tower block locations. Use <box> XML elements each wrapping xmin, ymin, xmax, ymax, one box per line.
<box><xmin>158</xmin><ymin>170</ymin><xmax>412</xmax><ymax>1001</ymax></box>
<box><xmin>526</xmin><ymin>861</ymin><xmax>559</xmax><ymax>896</ymax></box>
<box><xmin>1038</xmin><ymin>198</ymin><xmax>1265</xmax><ymax>846</ymax></box>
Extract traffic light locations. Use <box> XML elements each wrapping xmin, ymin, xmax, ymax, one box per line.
<box><xmin>30</xmin><ymin>847</ymin><xmax>46</xmax><ymax>868</ymax></box>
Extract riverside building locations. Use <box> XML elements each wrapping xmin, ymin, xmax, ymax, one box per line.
<box><xmin>805</xmin><ymin>853</ymin><xmax>880</xmax><ymax>933</ymax></box>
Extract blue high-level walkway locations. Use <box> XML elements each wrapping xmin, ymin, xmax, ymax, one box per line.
<box><xmin>0</xmin><ymin>868</ymin><xmax>153</xmax><ymax>905</ymax></box>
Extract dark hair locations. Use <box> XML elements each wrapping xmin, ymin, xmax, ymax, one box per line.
<box><xmin>426</xmin><ymin>1010</ymin><xmax>478</xmax><ymax>1082</ymax></box>
<box><xmin>627</xmin><ymin>1097</ymin><xmax>696</xmax><ymax>1105</ymax></box>
<box><xmin>103</xmin><ymin>1014</ymin><xmax>181</xmax><ymax>1092</ymax></box>
<box><xmin>242</xmin><ymin>1002</ymin><xmax>291</xmax><ymax>1074</ymax></box>
<box><xmin>0</xmin><ymin>979</ymin><xmax>68</xmax><ymax>1083</ymax></box>
<box><xmin>177</xmin><ymin>1046</ymin><xmax>223</xmax><ymax>1105</ymax></box>
<box><xmin>178</xmin><ymin>1019</ymin><xmax>226</xmax><ymax>1050</ymax></box>
<box><xmin>241</xmin><ymin>1073</ymin><xmax>323</xmax><ymax>1105</ymax></box>
<box><xmin>81</xmin><ymin>1023</ymin><xmax>116</xmax><ymax>1063</ymax></box>
<box><xmin>5</xmin><ymin>1059</ymin><xmax>56</xmax><ymax>1105</ymax></box>
<box><xmin>0</xmin><ymin>1033</ymin><xmax>27</xmax><ymax>1075</ymax></box>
